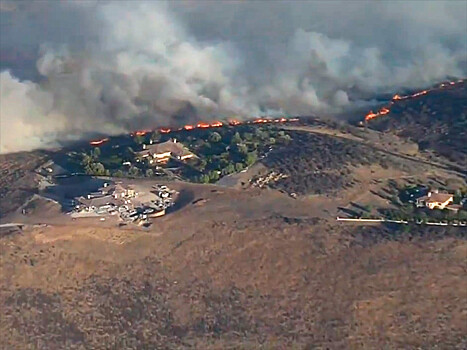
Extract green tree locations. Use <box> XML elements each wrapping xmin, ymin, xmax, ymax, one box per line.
<box><xmin>92</xmin><ymin>147</ymin><xmax>101</xmax><ymax>159</ymax></box>
<box><xmin>222</xmin><ymin>163</ymin><xmax>235</xmax><ymax>175</ymax></box>
<box><xmin>145</xmin><ymin>168</ymin><xmax>154</xmax><ymax>177</ymax></box>
<box><xmin>231</xmin><ymin>132</ymin><xmax>242</xmax><ymax>144</ymax></box>
<box><xmin>268</xmin><ymin>137</ymin><xmax>276</xmax><ymax>145</ymax></box>
<box><xmin>128</xmin><ymin>166</ymin><xmax>140</xmax><ymax>177</ymax></box>
<box><xmin>199</xmin><ymin>174</ymin><xmax>210</xmax><ymax>183</ymax></box>
<box><xmin>236</xmin><ymin>143</ymin><xmax>248</xmax><ymax>155</ymax></box>
<box><xmin>245</xmin><ymin>152</ymin><xmax>257</xmax><ymax>166</ymax></box>
<box><xmin>243</xmin><ymin>132</ymin><xmax>253</xmax><ymax>141</ymax></box>
<box><xmin>90</xmin><ymin>162</ymin><xmax>106</xmax><ymax>176</ymax></box>
<box><xmin>278</xmin><ymin>134</ymin><xmax>292</xmax><ymax>144</ymax></box>
<box><xmin>209</xmin><ymin>131</ymin><xmax>222</xmax><ymax>143</ymax></box>
<box><xmin>113</xmin><ymin>170</ymin><xmax>124</xmax><ymax>177</ymax></box>
<box><xmin>235</xmin><ymin>163</ymin><xmax>244</xmax><ymax>172</ymax></box>
<box><xmin>209</xmin><ymin>170</ymin><xmax>220</xmax><ymax>182</ymax></box>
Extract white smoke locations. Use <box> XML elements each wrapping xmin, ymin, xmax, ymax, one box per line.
<box><xmin>1</xmin><ymin>1</ymin><xmax>466</xmax><ymax>153</ymax></box>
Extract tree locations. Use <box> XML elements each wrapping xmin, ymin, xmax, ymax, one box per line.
<box><xmin>245</xmin><ymin>152</ymin><xmax>257</xmax><ymax>166</ymax></box>
<box><xmin>235</xmin><ymin>163</ymin><xmax>244</xmax><ymax>172</ymax></box>
<box><xmin>243</xmin><ymin>132</ymin><xmax>253</xmax><ymax>141</ymax></box>
<box><xmin>150</xmin><ymin>131</ymin><xmax>161</xmax><ymax>142</ymax></box>
<box><xmin>145</xmin><ymin>168</ymin><xmax>154</xmax><ymax>177</ymax></box>
<box><xmin>113</xmin><ymin>170</ymin><xmax>124</xmax><ymax>177</ymax></box>
<box><xmin>134</xmin><ymin>135</ymin><xmax>145</xmax><ymax>144</ymax></box>
<box><xmin>199</xmin><ymin>174</ymin><xmax>210</xmax><ymax>183</ymax></box>
<box><xmin>81</xmin><ymin>153</ymin><xmax>93</xmax><ymax>168</ymax></box>
<box><xmin>236</xmin><ymin>143</ymin><xmax>248</xmax><ymax>155</ymax></box>
<box><xmin>268</xmin><ymin>137</ymin><xmax>276</xmax><ymax>145</ymax></box>
<box><xmin>209</xmin><ymin>131</ymin><xmax>222</xmax><ymax>143</ymax></box>
<box><xmin>278</xmin><ymin>134</ymin><xmax>292</xmax><ymax>144</ymax></box>
<box><xmin>128</xmin><ymin>166</ymin><xmax>140</xmax><ymax>177</ymax></box>
<box><xmin>197</xmin><ymin>158</ymin><xmax>207</xmax><ymax>171</ymax></box>
<box><xmin>92</xmin><ymin>147</ymin><xmax>101</xmax><ymax>159</ymax></box>
<box><xmin>231</xmin><ymin>132</ymin><xmax>242</xmax><ymax>144</ymax></box>
<box><xmin>222</xmin><ymin>163</ymin><xmax>235</xmax><ymax>175</ymax></box>
<box><xmin>209</xmin><ymin>170</ymin><xmax>220</xmax><ymax>182</ymax></box>
<box><xmin>87</xmin><ymin>162</ymin><xmax>106</xmax><ymax>176</ymax></box>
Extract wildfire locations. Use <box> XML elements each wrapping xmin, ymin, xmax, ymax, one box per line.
<box><xmin>364</xmin><ymin>107</ymin><xmax>390</xmax><ymax>121</ymax></box>
<box><xmin>89</xmin><ymin>116</ymin><xmax>298</xmax><ymax>145</ymax></box>
<box><xmin>365</xmin><ymin>78</ymin><xmax>464</xmax><ymax>123</ymax></box>
<box><xmin>210</xmin><ymin>121</ymin><xmax>223</xmax><ymax>127</ymax></box>
<box><xmin>196</xmin><ymin>122</ymin><xmax>211</xmax><ymax>128</ymax></box>
<box><xmin>89</xmin><ymin>138</ymin><xmax>109</xmax><ymax>146</ymax></box>
<box><xmin>133</xmin><ymin>130</ymin><xmax>151</xmax><ymax>136</ymax></box>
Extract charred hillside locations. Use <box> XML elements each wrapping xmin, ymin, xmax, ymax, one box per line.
<box><xmin>367</xmin><ymin>81</ymin><xmax>467</xmax><ymax>166</ymax></box>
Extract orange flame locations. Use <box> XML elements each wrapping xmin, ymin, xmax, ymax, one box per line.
<box><xmin>134</xmin><ymin>130</ymin><xmax>151</xmax><ymax>136</ymax></box>
<box><xmin>228</xmin><ymin>119</ymin><xmax>241</xmax><ymax>126</ymax></box>
<box><xmin>365</xmin><ymin>79</ymin><xmax>464</xmax><ymax>122</ymax></box>
<box><xmin>196</xmin><ymin>122</ymin><xmax>210</xmax><ymax>128</ymax></box>
<box><xmin>159</xmin><ymin>128</ymin><xmax>171</xmax><ymax>133</ymax></box>
<box><xmin>210</xmin><ymin>121</ymin><xmax>223</xmax><ymax>127</ymax></box>
<box><xmin>90</xmin><ymin>138</ymin><xmax>109</xmax><ymax>146</ymax></box>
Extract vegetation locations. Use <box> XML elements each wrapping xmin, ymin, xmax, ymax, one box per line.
<box><xmin>368</xmin><ymin>83</ymin><xmax>467</xmax><ymax>167</ymax></box>
<box><xmin>65</xmin><ymin>124</ymin><xmax>292</xmax><ymax>183</ymax></box>
<box><xmin>263</xmin><ymin>131</ymin><xmax>398</xmax><ymax>195</ymax></box>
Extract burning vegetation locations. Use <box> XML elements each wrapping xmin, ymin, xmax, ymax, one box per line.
<box><xmin>89</xmin><ymin>117</ymin><xmax>299</xmax><ymax>146</ymax></box>
<box><xmin>363</xmin><ymin>79</ymin><xmax>465</xmax><ymax>122</ymax></box>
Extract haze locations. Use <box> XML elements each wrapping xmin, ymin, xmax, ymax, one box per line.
<box><xmin>1</xmin><ymin>1</ymin><xmax>466</xmax><ymax>153</ymax></box>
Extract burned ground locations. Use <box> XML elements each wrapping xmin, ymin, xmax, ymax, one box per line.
<box><xmin>368</xmin><ymin>82</ymin><xmax>467</xmax><ymax>167</ymax></box>
<box><xmin>262</xmin><ymin>131</ymin><xmax>401</xmax><ymax>195</ymax></box>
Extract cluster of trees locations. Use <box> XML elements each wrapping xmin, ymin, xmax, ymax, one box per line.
<box><xmin>80</xmin><ymin>148</ymin><xmax>110</xmax><ymax>176</ymax></box>
<box><xmin>179</xmin><ymin>126</ymin><xmax>291</xmax><ymax>183</ymax></box>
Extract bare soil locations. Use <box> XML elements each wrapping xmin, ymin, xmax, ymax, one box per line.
<box><xmin>1</xmin><ymin>181</ymin><xmax>466</xmax><ymax>349</ymax></box>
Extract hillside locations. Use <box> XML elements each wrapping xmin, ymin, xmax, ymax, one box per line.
<box><xmin>367</xmin><ymin>81</ymin><xmax>467</xmax><ymax>167</ymax></box>
<box><xmin>1</xmin><ymin>187</ymin><xmax>466</xmax><ymax>349</ymax></box>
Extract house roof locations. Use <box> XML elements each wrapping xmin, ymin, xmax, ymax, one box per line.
<box><xmin>77</xmin><ymin>194</ymin><xmax>121</xmax><ymax>207</ymax></box>
<box><xmin>427</xmin><ymin>193</ymin><xmax>453</xmax><ymax>203</ymax></box>
<box><xmin>135</xmin><ymin>140</ymin><xmax>193</xmax><ymax>158</ymax></box>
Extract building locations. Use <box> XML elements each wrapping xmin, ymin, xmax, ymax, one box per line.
<box><xmin>417</xmin><ymin>192</ymin><xmax>454</xmax><ymax>210</ymax></box>
<box><xmin>75</xmin><ymin>194</ymin><xmax>120</xmax><ymax>212</ymax></box>
<box><xmin>134</xmin><ymin>139</ymin><xmax>194</xmax><ymax>164</ymax></box>
<box><xmin>109</xmin><ymin>183</ymin><xmax>137</xmax><ymax>199</ymax></box>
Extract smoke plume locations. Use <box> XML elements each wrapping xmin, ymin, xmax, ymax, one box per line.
<box><xmin>1</xmin><ymin>1</ymin><xmax>466</xmax><ymax>153</ymax></box>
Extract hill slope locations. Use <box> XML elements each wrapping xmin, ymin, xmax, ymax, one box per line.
<box><xmin>367</xmin><ymin>81</ymin><xmax>467</xmax><ymax>166</ymax></box>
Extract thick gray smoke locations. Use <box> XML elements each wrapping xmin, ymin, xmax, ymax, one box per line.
<box><xmin>1</xmin><ymin>1</ymin><xmax>466</xmax><ymax>153</ymax></box>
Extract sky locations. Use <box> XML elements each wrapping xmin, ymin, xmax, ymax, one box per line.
<box><xmin>1</xmin><ymin>1</ymin><xmax>466</xmax><ymax>153</ymax></box>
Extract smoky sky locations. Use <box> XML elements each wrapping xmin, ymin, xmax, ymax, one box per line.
<box><xmin>1</xmin><ymin>1</ymin><xmax>466</xmax><ymax>153</ymax></box>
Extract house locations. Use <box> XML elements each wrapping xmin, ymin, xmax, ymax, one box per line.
<box><xmin>76</xmin><ymin>194</ymin><xmax>120</xmax><ymax>211</ymax></box>
<box><xmin>417</xmin><ymin>191</ymin><xmax>454</xmax><ymax>210</ymax></box>
<box><xmin>134</xmin><ymin>139</ymin><xmax>194</xmax><ymax>164</ymax></box>
<box><xmin>109</xmin><ymin>183</ymin><xmax>137</xmax><ymax>199</ymax></box>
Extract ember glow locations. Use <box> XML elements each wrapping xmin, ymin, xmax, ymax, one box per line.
<box><xmin>364</xmin><ymin>79</ymin><xmax>465</xmax><ymax>122</ymax></box>
<box><xmin>133</xmin><ymin>130</ymin><xmax>151</xmax><ymax>136</ymax></box>
<box><xmin>89</xmin><ymin>138</ymin><xmax>109</xmax><ymax>146</ymax></box>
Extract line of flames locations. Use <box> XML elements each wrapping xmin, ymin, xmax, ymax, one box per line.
<box><xmin>364</xmin><ymin>78</ymin><xmax>464</xmax><ymax>122</ymax></box>
<box><xmin>89</xmin><ymin>117</ymin><xmax>299</xmax><ymax>146</ymax></box>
